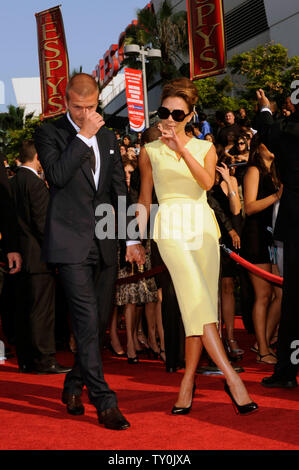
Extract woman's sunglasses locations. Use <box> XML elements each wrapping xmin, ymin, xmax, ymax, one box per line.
<box><xmin>157</xmin><ymin>106</ymin><xmax>192</xmax><ymax>122</ymax></box>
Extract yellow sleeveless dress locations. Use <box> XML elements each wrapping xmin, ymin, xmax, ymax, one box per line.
<box><xmin>145</xmin><ymin>138</ymin><xmax>221</xmax><ymax>336</ymax></box>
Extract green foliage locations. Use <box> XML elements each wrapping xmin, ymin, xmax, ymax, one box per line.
<box><xmin>0</xmin><ymin>105</ymin><xmax>25</xmax><ymax>131</ymax></box>
<box><xmin>228</xmin><ymin>43</ymin><xmax>299</xmax><ymax>104</ymax></box>
<box><xmin>0</xmin><ymin>109</ymin><xmax>42</xmax><ymax>165</ymax></box>
<box><xmin>194</xmin><ymin>76</ymin><xmax>254</xmax><ymax>115</ymax></box>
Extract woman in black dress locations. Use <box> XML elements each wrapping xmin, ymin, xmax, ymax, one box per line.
<box><xmin>242</xmin><ymin>134</ymin><xmax>283</xmax><ymax>365</ymax></box>
<box><xmin>208</xmin><ymin>150</ymin><xmax>244</xmax><ymax>360</ymax></box>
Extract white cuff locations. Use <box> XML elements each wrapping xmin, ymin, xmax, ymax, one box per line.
<box><xmin>126</xmin><ymin>241</ymin><xmax>141</xmax><ymax>246</ymax></box>
<box><xmin>260</xmin><ymin>107</ymin><xmax>272</xmax><ymax>114</ymax></box>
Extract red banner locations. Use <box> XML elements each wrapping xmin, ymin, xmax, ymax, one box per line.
<box><xmin>187</xmin><ymin>0</ymin><xmax>226</xmax><ymax>80</ymax></box>
<box><xmin>35</xmin><ymin>6</ymin><xmax>69</xmax><ymax>119</ymax></box>
<box><xmin>124</xmin><ymin>68</ymin><xmax>145</xmax><ymax>133</ymax></box>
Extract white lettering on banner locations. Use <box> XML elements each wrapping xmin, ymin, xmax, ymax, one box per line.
<box><xmin>128</xmin><ymin>85</ymin><xmax>141</xmax><ymax>91</ymax></box>
<box><xmin>127</xmin><ymin>98</ymin><xmax>144</xmax><ymax>104</ymax></box>
<box><xmin>125</xmin><ymin>68</ymin><xmax>145</xmax><ymax>132</ymax></box>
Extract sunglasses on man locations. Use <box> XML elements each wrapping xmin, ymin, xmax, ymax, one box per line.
<box><xmin>157</xmin><ymin>106</ymin><xmax>192</xmax><ymax>122</ymax></box>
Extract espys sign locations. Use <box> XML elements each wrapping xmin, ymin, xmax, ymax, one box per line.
<box><xmin>124</xmin><ymin>69</ymin><xmax>145</xmax><ymax>133</ymax></box>
<box><xmin>187</xmin><ymin>0</ymin><xmax>227</xmax><ymax>80</ymax></box>
<box><xmin>35</xmin><ymin>5</ymin><xmax>69</xmax><ymax>118</ymax></box>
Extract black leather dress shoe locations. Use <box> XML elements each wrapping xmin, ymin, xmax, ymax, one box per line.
<box><xmin>18</xmin><ymin>364</ymin><xmax>36</xmax><ymax>373</ymax></box>
<box><xmin>166</xmin><ymin>367</ymin><xmax>176</xmax><ymax>373</ymax></box>
<box><xmin>62</xmin><ymin>391</ymin><xmax>85</xmax><ymax>415</ymax></box>
<box><xmin>261</xmin><ymin>375</ymin><xmax>298</xmax><ymax>389</ymax></box>
<box><xmin>98</xmin><ymin>407</ymin><xmax>130</xmax><ymax>430</ymax></box>
<box><xmin>36</xmin><ymin>361</ymin><xmax>72</xmax><ymax>375</ymax></box>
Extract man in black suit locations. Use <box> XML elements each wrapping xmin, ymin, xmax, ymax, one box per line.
<box><xmin>0</xmin><ymin>157</ymin><xmax>22</xmax><ymax>352</ymax></box>
<box><xmin>10</xmin><ymin>141</ymin><xmax>71</xmax><ymax>374</ymax></box>
<box><xmin>256</xmin><ymin>89</ymin><xmax>299</xmax><ymax>388</ymax></box>
<box><xmin>34</xmin><ymin>73</ymin><xmax>144</xmax><ymax>430</ymax></box>
<box><xmin>0</xmin><ymin>157</ymin><xmax>22</xmax><ymax>274</ymax></box>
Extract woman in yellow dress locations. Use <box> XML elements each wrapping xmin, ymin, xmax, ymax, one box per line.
<box><xmin>138</xmin><ymin>78</ymin><xmax>258</xmax><ymax>415</ymax></box>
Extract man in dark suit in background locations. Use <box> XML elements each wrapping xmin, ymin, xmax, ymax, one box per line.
<box><xmin>0</xmin><ymin>156</ymin><xmax>22</xmax><ymax>354</ymax></box>
<box><xmin>0</xmin><ymin>157</ymin><xmax>22</xmax><ymax>274</ymax></box>
<box><xmin>256</xmin><ymin>89</ymin><xmax>299</xmax><ymax>388</ymax></box>
<box><xmin>35</xmin><ymin>73</ymin><xmax>144</xmax><ymax>430</ymax></box>
<box><xmin>10</xmin><ymin>141</ymin><xmax>71</xmax><ymax>374</ymax></box>
<box><xmin>216</xmin><ymin>110</ymin><xmax>241</xmax><ymax>147</ymax></box>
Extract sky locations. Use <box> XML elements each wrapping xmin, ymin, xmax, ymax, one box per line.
<box><xmin>0</xmin><ymin>0</ymin><xmax>148</xmax><ymax>112</ymax></box>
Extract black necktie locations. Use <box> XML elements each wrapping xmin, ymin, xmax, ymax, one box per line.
<box><xmin>90</xmin><ymin>146</ymin><xmax>96</xmax><ymax>173</ymax></box>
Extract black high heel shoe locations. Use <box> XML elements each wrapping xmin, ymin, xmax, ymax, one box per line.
<box><xmin>108</xmin><ymin>343</ymin><xmax>126</xmax><ymax>358</ymax></box>
<box><xmin>224</xmin><ymin>381</ymin><xmax>258</xmax><ymax>416</ymax></box>
<box><xmin>171</xmin><ymin>383</ymin><xmax>196</xmax><ymax>415</ymax></box>
<box><xmin>127</xmin><ymin>356</ymin><xmax>139</xmax><ymax>364</ymax></box>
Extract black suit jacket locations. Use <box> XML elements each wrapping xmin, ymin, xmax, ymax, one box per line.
<box><xmin>9</xmin><ymin>167</ymin><xmax>50</xmax><ymax>273</ymax></box>
<box><xmin>0</xmin><ymin>159</ymin><xmax>19</xmax><ymax>255</ymax></box>
<box><xmin>34</xmin><ymin>115</ymin><xmax>134</xmax><ymax>265</ymax></box>
<box><xmin>256</xmin><ymin>110</ymin><xmax>299</xmax><ymax>241</ymax></box>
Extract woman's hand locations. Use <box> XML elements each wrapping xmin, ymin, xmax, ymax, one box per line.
<box><xmin>157</xmin><ymin>123</ymin><xmax>185</xmax><ymax>156</ymax></box>
<box><xmin>216</xmin><ymin>162</ymin><xmax>231</xmax><ymax>184</ymax></box>
<box><xmin>228</xmin><ymin>229</ymin><xmax>241</xmax><ymax>250</ymax></box>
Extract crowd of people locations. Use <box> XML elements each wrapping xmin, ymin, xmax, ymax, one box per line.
<box><xmin>0</xmin><ymin>73</ymin><xmax>298</xmax><ymax>429</ymax></box>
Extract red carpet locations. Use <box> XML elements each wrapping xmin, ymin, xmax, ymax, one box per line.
<box><xmin>0</xmin><ymin>321</ymin><xmax>298</xmax><ymax>451</ymax></box>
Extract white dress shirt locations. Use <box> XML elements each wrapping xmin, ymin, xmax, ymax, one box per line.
<box><xmin>67</xmin><ymin>112</ymin><xmax>101</xmax><ymax>189</ymax></box>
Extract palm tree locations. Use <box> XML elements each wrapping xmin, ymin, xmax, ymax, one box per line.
<box><xmin>124</xmin><ymin>0</ymin><xmax>189</xmax><ymax>82</ymax></box>
<box><xmin>0</xmin><ymin>105</ymin><xmax>25</xmax><ymax>131</ymax></box>
<box><xmin>70</xmin><ymin>65</ymin><xmax>83</xmax><ymax>77</ymax></box>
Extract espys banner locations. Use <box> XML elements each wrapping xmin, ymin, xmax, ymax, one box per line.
<box><xmin>35</xmin><ymin>5</ymin><xmax>69</xmax><ymax>119</ymax></box>
<box><xmin>125</xmin><ymin>68</ymin><xmax>145</xmax><ymax>132</ymax></box>
<box><xmin>187</xmin><ymin>0</ymin><xmax>227</xmax><ymax>80</ymax></box>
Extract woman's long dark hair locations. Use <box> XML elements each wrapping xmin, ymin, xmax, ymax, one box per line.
<box><xmin>247</xmin><ymin>133</ymin><xmax>279</xmax><ymax>186</ymax></box>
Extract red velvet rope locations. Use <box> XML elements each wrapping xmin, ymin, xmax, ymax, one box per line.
<box><xmin>115</xmin><ymin>245</ymin><xmax>283</xmax><ymax>286</ymax></box>
<box><xmin>0</xmin><ymin>246</ymin><xmax>283</xmax><ymax>286</ymax></box>
<box><xmin>220</xmin><ymin>245</ymin><xmax>283</xmax><ymax>286</ymax></box>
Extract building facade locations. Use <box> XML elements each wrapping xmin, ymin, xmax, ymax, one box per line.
<box><xmin>101</xmin><ymin>0</ymin><xmax>299</xmax><ymax>131</ymax></box>
<box><xmin>11</xmin><ymin>77</ymin><xmax>42</xmax><ymax>117</ymax></box>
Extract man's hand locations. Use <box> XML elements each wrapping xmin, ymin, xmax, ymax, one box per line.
<box><xmin>256</xmin><ymin>89</ymin><xmax>271</xmax><ymax>109</ymax></box>
<box><xmin>79</xmin><ymin>109</ymin><xmax>105</xmax><ymax>139</ymax></box>
<box><xmin>125</xmin><ymin>244</ymin><xmax>146</xmax><ymax>266</ymax></box>
<box><xmin>7</xmin><ymin>252</ymin><xmax>22</xmax><ymax>274</ymax></box>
